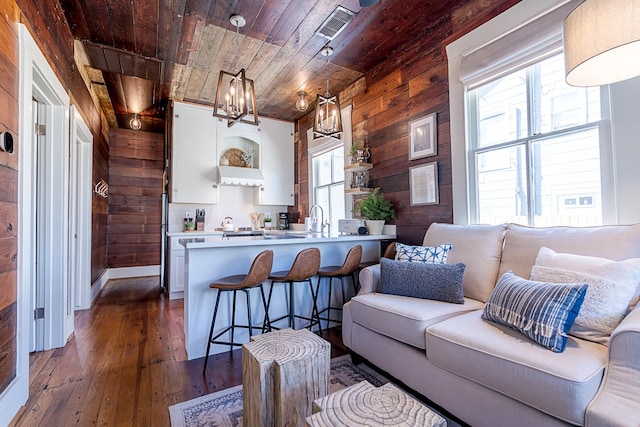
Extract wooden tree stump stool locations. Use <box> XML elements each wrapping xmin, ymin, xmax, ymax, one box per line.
<box><xmin>305</xmin><ymin>380</ymin><xmax>447</xmax><ymax>427</ymax></box>
<box><xmin>242</xmin><ymin>328</ymin><xmax>331</xmax><ymax>427</ymax></box>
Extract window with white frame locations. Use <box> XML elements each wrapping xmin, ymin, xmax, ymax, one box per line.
<box><xmin>311</xmin><ymin>146</ymin><xmax>345</xmax><ymax>229</ymax></box>
<box><xmin>467</xmin><ymin>53</ymin><xmax>607</xmax><ymax>227</ymax></box>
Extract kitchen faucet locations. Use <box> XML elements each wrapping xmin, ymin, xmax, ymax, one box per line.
<box><xmin>310</xmin><ymin>204</ymin><xmax>324</xmax><ymax>233</ymax></box>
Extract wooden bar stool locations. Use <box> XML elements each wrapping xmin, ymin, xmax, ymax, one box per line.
<box><xmin>203</xmin><ymin>249</ymin><xmax>273</xmax><ymax>375</ymax></box>
<box><xmin>315</xmin><ymin>245</ymin><xmax>362</xmax><ymax>327</ymax></box>
<box><xmin>357</xmin><ymin>241</ymin><xmax>397</xmax><ymax>290</ymax></box>
<box><xmin>264</xmin><ymin>247</ymin><xmax>321</xmax><ymax>331</ymax></box>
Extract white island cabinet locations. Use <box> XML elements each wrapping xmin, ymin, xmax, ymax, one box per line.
<box><xmin>170</xmin><ymin>102</ymin><xmax>218</xmax><ymax>203</ymax></box>
<box><xmin>255</xmin><ymin>117</ymin><xmax>294</xmax><ymax>206</ymax></box>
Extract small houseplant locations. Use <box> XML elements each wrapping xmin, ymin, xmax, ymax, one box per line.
<box><xmin>185</xmin><ymin>221</ymin><xmax>195</xmax><ymax>231</ymax></box>
<box><xmin>358</xmin><ymin>188</ymin><xmax>396</xmax><ymax>234</ymax></box>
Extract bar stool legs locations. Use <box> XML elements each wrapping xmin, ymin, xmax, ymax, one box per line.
<box><xmin>314</xmin><ymin>245</ymin><xmax>362</xmax><ymax>329</ymax></box>
<box><xmin>263</xmin><ymin>248</ymin><xmax>321</xmax><ymax>332</ymax></box>
<box><xmin>203</xmin><ymin>286</ymin><xmax>271</xmax><ymax>375</ymax></box>
<box><xmin>203</xmin><ymin>249</ymin><xmax>273</xmax><ymax>376</ymax></box>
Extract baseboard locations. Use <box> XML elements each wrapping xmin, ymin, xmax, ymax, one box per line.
<box><xmin>90</xmin><ymin>269</ymin><xmax>110</xmax><ymax>306</ymax></box>
<box><xmin>108</xmin><ymin>265</ymin><xmax>160</xmax><ymax>280</ymax></box>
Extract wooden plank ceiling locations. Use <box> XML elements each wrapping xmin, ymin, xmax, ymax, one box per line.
<box><xmin>60</xmin><ymin>0</ymin><xmax>469</xmax><ymax>132</ymax></box>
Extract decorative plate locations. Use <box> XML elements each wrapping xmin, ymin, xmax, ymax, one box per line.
<box><xmin>221</xmin><ymin>148</ymin><xmax>248</xmax><ymax>167</ymax></box>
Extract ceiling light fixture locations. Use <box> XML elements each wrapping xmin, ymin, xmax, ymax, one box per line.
<box><xmin>296</xmin><ymin>91</ymin><xmax>309</xmax><ymax>112</ymax></box>
<box><xmin>129</xmin><ymin>113</ymin><xmax>142</xmax><ymax>130</ymax></box>
<box><xmin>212</xmin><ymin>15</ymin><xmax>258</xmax><ymax>127</ymax></box>
<box><xmin>564</xmin><ymin>0</ymin><xmax>640</xmax><ymax>87</ymax></box>
<box><xmin>313</xmin><ymin>46</ymin><xmax>343</xmax><ymax>140</ymax></box>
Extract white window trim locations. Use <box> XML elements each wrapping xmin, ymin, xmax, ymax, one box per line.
<box><xmin>307</xmin><ymin>105</ymin><xmax>352</xmax><ymax>212</ymax></box>
<box><xmin>445</xmin><ymin>0</ymin><xmax>617</xmax><ymax>225</ymax></box>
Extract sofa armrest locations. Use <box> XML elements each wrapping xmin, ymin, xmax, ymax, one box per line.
<box><xmin>358</xmin><ymin>264</ymin><xmax>380</xmax><ymax>295</ymax></box>
<box><xmin>585</xmin><ymin>305</ymin><xmax>640</xmax><ymax>426</ymax></box>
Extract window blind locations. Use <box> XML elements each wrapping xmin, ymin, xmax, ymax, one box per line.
<box><xmin>459</xmin><ymin>0</ymin><xmax>579</xmax><ymax>89</ymax></box>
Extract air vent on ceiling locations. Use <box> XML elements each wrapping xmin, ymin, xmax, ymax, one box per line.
<box><xmin>315</xmin><ymin>6</ymin><xmax>356</xmax><ymax>40</ymax></box>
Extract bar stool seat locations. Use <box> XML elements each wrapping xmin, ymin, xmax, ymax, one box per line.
<box><xmin>315</xmin><ymin>245</ymin><xmax>362</xmax><ymax>327</ymax></box>
<box><xmin>203</xmin><ymin>249</ymin><xmax>273</xmax><ymax>375</ymax></box>
<box><xmin>265</xmin><ymin>248</ymin><xmax>321</xmax><ymax>331</ymax></box>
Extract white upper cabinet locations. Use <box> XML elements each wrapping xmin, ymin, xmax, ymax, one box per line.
<box><xmin>170</xmin><ymin>102</ymin><xmax>218</xmax><ymax>204</ymax></box>
<box><xmin>256</xmin><ymin>117</ymin><xmax>294</xmax><ymax>206</ymax></box>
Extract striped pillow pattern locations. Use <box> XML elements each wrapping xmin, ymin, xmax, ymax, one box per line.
<box><xmin>394</xmin><ymin>242</ymin><xmax>452</xmax><ymax>264</ymax></box>
<box><xmin>483</xmin><ymin>271</ymin><xmax>588</xmax><ymax>353</ymax></box>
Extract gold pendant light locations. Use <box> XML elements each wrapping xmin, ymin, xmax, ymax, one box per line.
<box><xmin>213</xmin><ymin>15</ymin><xmax>258</xmax><ymax>127</ymax></box>
<box><xmin>313</xmin><ymin>46</ymin><xmax>343</xmax><ymax>139</ymax></box>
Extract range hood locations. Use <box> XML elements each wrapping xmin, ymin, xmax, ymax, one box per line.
<box><xmin>217</xmin><ymin>165</ymin><xmax>264</xmax><ymax>187</ymax></box>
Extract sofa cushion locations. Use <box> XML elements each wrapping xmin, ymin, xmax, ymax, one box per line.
<box><xmin>483</xmin><ymin>271</ymin><xmax>587</xmax><ymax>353</ymax></box>
<box><xmin>379</xmin><ymin>258</ymin><xmax>465</xmax><ymax>304</ymax></box>
<box><xmin>426</xmin><ymin>310</ymin><xmax>607</xmax><ymax>425</ymax></box>
<box><xmin>530</xmin><ymin>264</ymin><xmax>636</xmax><ymax>344</ymax></box>
<box><xmin>498</xmin><ymin>223</ymin><xmax>640</xmax><ymax>282</ymax></box>
<box><xmin>534</xmin><ymin>246</ymin><xmax>640</xmax><ymax>311</ymax></box>
<box><xmin>423</xmin><ymin>222</ymin><xmax>507</xmax><ymax>302</ymax></box>
<box><xmin>394</xmin><ymin>242</ymin><xmax>452</xmax><ymax>264</ymax></box>
<box><xmin>349</xmin><ymin>293</ymin><xmax>484</xmax><ymax>349</ymax></box>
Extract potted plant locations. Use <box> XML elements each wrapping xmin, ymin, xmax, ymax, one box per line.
<box><xmin>185</xmin><ymin>221</ymin><xmax>195</xmax><ymax>231</ymax></box>
<box><xmin>264</xmin><ymin>216</ymin><xmax>272</xmax><ymax>229</ymax></box>
<box><xmin>358</xmin><ymin>188</ymin><xmax>396</xmax><ymax>235</ymax></box>
<box><xmin>349</xmin><ymin>141</ymin><xmax>362</xmax><ymax>163</ymax></box>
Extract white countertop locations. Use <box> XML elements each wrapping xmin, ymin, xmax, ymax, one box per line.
<box><xmin>179</xmin><ymin>232</ymin><xmax>396</xmax><ymax>249</ymax></box>
<box><xmin>166</xmin><ymin>230</ymin><xmax>223</xmax><ymax>237</ymax></box>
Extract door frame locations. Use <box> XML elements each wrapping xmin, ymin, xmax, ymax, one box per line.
<box><xmin>69</xmin><ymin>106</ymin><xmax>93</xmax><ymax>311</ymax></box>
<box><xmin>0</xmin><ymin>24</ymin><xmax>71</xmax><ymax>425</ymax></box>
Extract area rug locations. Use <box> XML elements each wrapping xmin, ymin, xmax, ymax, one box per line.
<box><xmin>169</xmin><ymin>355</ymin><xmax>456</xmax><ymax>427</ymax></box>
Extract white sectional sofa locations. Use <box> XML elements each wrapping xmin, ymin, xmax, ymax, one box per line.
<box><xmin>342</xmin><ymin>222</ymin><xmax>640</xmax><ymax>427</ymax></box>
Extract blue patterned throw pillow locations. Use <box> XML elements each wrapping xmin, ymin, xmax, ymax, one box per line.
<box><xmin>394</xmin><ymin>242</ymin><xmax>452</xmax><ymax>264</ymax></box>
<box><xmin>482</xmin><ymin>271</ymin><xmax>588</xmax><ymax>353</ymax></box>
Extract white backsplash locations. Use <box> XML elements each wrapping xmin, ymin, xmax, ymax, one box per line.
<box><xmin>168</xmin><ymin>185</ymin><xmax>286</xmax><ymax>232</ymax></box>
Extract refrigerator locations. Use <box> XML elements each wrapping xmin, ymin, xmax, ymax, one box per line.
<box><xmin>160</xmin><ymin>171</ymin><xmax>168</xmax><ymax>290</ymax></box>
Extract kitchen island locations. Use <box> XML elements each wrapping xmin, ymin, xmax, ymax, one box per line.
<box><xmin>180</xmin><ymin>231</ymin><xmax>395</xmax><ymax>360</ymax></box>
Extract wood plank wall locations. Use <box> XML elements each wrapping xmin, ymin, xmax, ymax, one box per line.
<box><xmin>17</xmin><ymin>0</ymin><xmax>111</xmax><ymax>284</ymax></box>
<box><xmin>0</xmin><ymin>0</ymin><xmax>19</xmax><ymax>396</ymax></box>
<box><xmin>0</xmin><ymin>0</ymin><xmax>112</xmax><ymax>396</ymax></box>
<box><xmin>292</xmin><ymin>0</ymin><xmax>520</xmax><ymax>245</ymax></box>
<box><xmin>108</xmin><ymin>129</ymin><xmax>164</xmax><ymax>268</ymax></box>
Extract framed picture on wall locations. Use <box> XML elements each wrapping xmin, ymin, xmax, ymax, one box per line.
<box><xmin>409</xmin><ymin>161</ymin><xmax>439</xmax><ymax>206</ymax></box>
<box><xmin>408</xmin><ymin>113</ymin><xmax>437</xmax><ymax>160</ymax></box>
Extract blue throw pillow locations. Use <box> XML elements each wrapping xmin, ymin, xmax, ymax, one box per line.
<box><xmin>379</xmin><ymin>258</ymin><xmax>466</xmax><ymax>304</ymax></box>
<box><xmin>394</xmin><ymin>242</ymin><xmax>452</xmax><ymax>264</ymax></box>
<box><xmin>482</xmin><ymin>271</ymin><xmax>588</xmax><ymax>353</ymax></box>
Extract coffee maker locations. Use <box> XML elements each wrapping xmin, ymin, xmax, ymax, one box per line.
<box><xmin>278</xmin><ymin>212</ymin><xmax>290</xmax><ymax>230</ymax></box>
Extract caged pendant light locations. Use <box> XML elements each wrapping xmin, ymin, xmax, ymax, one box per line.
<box><xmin>313</xmin><ymin>46</ymin><xmax>343</xmax><ymax>140</ymax></box>
<box><xmin>213</xmin><ymin>15</ymin><xmax>258</xmax><ymax>127</ymax></box>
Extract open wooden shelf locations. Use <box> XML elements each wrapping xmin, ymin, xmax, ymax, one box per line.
<box><xmin>345</xmin><ymin>187</ymin><xmax>373</xmax><ymax>195</ymax></box>
<box><xmin>344</xmin><ymin>162</ymin><xmax>373</xmax><ymax>172</ymax></box>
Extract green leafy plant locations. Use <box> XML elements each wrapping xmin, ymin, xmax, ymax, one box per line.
<box><xmin>349</xmin><ymin>141</ymin><xmax>363</xmax><ymax>158</ymax></box>
<box><xmin>185</xmin><ymin>221</ymin><xmax>195</xmax><ymax>229</ymax></box>
<box><xmin>358</xmin><ymin>188</ymin><xmax>396</xmax><ymax>220</ymax></box>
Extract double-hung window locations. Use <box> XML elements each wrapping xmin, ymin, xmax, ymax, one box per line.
<box><xmin>467</xmin><ymin>53</ymin><xmax>608</xmax><ymax>227</ymax></box>
<box><xmin>311</xmin><ymin>146</ymin><xmax>345</xmax><ymax>228</ymax></box>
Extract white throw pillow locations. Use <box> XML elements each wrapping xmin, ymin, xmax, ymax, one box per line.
<box><xmin>530</xmin><ymin>265</ymin><xmax>632</xmax><ymax>344</ymax></box>
<box><xmin>533</xmin><ymin>247</ymin><xmax>640</xmax><ymax>343</ymax></box>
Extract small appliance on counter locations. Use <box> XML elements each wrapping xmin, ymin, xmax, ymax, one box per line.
<box><xmin>338</xmin><ymin>219</ymin><xmax>363</xmax><ymax>235</ymax></box>
<box><xmin>195</xmin><ymin>209</ymin><xmax>205</xmax><ymax>231</ymax></box>
<box><xmin>278</xmin><ymin>212</ymin><xmax>290</xmax><ymax>230</ymax></box>
<box><xmin>221</xmin><ymin>217</ymin><xmax>235</xmax><ymax>232</ymax></box>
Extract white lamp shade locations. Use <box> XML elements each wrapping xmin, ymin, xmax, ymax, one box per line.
<box><xmin>564</xmin><ymin>0</ymin><xmax>640</xmax><ymax>87</ymax></box>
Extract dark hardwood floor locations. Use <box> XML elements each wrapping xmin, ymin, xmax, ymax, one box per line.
<box><xmin>9</xmin><ymin>276</ymin><xmax>347</xmax><ymax>426</ymax></box>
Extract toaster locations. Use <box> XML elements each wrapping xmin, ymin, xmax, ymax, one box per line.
<box><xmin>338</xmin><ymin>219</ymin><xmax>363</xmax><ymax>234</ymax></box>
